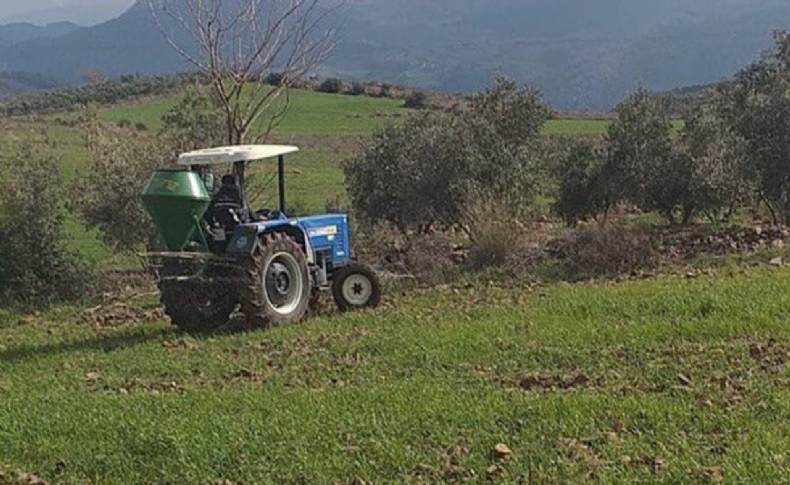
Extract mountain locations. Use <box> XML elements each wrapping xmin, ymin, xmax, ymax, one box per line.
<box><xmin>2</xmin><ymin>0</ymin><xmax>790</xmax><ymax>110</ymax></box>
<box><xmin>0</xmin><ymin>21</ymin><xmax>80</xmax><ymax>46</ymax></box>
<box><xmin>0</xmin><ymin>1</ymin><xmax>134</xmax><ymax>26</ymax></box>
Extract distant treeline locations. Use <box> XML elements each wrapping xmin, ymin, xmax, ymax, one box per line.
<box><xmin>0</xmin><ymin>73</ymin><xmax>204</xmax><ymax>117</ymax></box>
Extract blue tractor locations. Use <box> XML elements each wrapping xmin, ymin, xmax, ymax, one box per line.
<box><xmin>142</xmin><ymin>145</ymin><xmax>381</xmax><ymax>332</ymax></box>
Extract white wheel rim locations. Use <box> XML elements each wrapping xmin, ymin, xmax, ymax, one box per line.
<box><xmin>342</xmin><ymin>274</ymin><xmax>373</xmax><ymax>306</ymax></box>
<box><xmin>263</xmin><ymin>252</ymin><xmax>304</xmax><ymax>316</ymax></box>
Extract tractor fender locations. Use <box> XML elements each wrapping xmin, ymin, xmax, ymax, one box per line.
<box><xmin>228</xmin><ymin>222</ymin><xmax>314</xmax><ymax>263</ymax></box>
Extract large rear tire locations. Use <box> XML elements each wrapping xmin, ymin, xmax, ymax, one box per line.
<box><xmin>240</xmin><ymin>233</ymin><xmax>311</xmax><ymax>328</ymax></box>
<box><xmin>159</xmin><ymin>269</ymin><xmax>236</xmax><ymax>334</ymax></box>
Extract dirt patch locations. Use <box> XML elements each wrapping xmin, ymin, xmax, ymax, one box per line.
<box><xmin>518</xmin><ymin>371</ymin><xmax>590</xmax><ymax>392</ymax></box>
<box><xmin>83</xmin><ymin>302</ymin><xmax>163</xmax><ymax>328</ymax></box>
<box><xmin>0</xmin><ymin>471</ymin><xmax>49</xmax><ymax>485</ymax></box>
<box><xmin>83</xmin><ymin>271</ymin><xmax>162</xmax><ymax>327</ymax></box>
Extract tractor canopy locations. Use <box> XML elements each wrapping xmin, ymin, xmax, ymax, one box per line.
<box><xmin>177</xmin><ymin>145</ymin><xmax>299</xmax><ymax>166</ymax></box>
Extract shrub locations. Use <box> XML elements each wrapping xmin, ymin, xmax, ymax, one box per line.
<box><xmin>266</xmin><ymin>72</ymin><xmax>285</xmax><ymax>87</ymax></box>
<box><xmin>466</xmin><ymin>199</ymin><xmax>520</xmax><ymax>269</ymax></box>
<box><xmin>404</xmin><ymin>91</ymin><xmax>428</xmax><ymax>109</ymax></box>
<box><xmin>318</xmin><ymin>78</ymin><xmax>344</xmax><ymax>94</ymax></box>
<box><xmin>378</xmin><ymin>83</ymin><xmax>392</xmax><ymax>98</ymax></box>
<box><xmin>78</xmin><ymin>124</ymin><xmax>165</xmax><ymax>250</ymax></box>
<box><xmin>0</xmin><ymin>148</ymin><xmax>90</xmax><ymax>305</ymax></box>
<box><xmin>346</xmin><ymin>82</ymin><xmax>366</xmax><ymax>96</ymax></box>
<box><xmin>554</xmin><ymin>138</ymin><xmax>609</xmax><ymax>225</ymax></box>
<box><xmin>78</xmin><ymin>88</ymin><xmax>227</xmax><ymax>250</ymax></box>
<box><xmin>554</xmin><ymin>223</ymin><xmax>657</xmax><ymax>279</ymax></box>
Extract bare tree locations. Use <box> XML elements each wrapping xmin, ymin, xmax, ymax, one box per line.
<box><xmin>148</xmin><ymin>0</ymin><xmax>337</xmax><ymax>145</ymax></box>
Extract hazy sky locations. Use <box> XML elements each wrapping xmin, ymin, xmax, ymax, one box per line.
<box><xmin>0</xmin><ymin>0</ymin><xmax>135</xmax><ymax>25</ymax></box>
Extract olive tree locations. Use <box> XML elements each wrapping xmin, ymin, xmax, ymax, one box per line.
<box><xmin>720</xmin><ymin>31</ymin><xmax>790</xmax><ymax>223</ymax></box>
<box><xmin>345</xmin><ymin>77</ymin><xmax>551</xmax><ymax>232</ymax></box>
<box><xmin>681</xmin><ymin>93</ymin><xmax>749</xmax><ymax>222</ymax></box>
<box><xmin>605</xmin><ymin>90</ymin><xmax>695</xmax><ymax>223</ymax></box>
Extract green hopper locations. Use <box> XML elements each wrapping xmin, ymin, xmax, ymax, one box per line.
<box><xmin>142</xmin><ymin>169</ymin><xmax>210</xmax><ymax>251</ymax></box>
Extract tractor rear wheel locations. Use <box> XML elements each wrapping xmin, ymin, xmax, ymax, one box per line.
<box><xmin>332</xmin><ymin>263</ymin><xmax>382</xmax><ymax>311</ymax></box>
<box><xmin>159</xmin><ymin>276</ymin><xmax>236</xmax><ymax>334</ymax></box>
<box><xmin>240</xmin><ymin>233</ymin><xmax>311</xmax><ymax>328</ymax></box>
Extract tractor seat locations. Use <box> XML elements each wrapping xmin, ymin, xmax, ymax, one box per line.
<box><xmin>211</xmin><ymin>176</ymin><xmax>247</xmax><ymax>230</ymax></box>
<box><xmin>214</xmin><ymin>184</ymin><xmax>243</xmax><ymax>208</ymax></box>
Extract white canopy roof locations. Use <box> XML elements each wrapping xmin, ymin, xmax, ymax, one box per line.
<box><xmin>178</xmin><ymin>145</ymin><xmax>299</xmax><ymax>166</ymax></box>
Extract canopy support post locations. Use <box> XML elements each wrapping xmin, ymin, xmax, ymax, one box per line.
<box><xmin>278</xmin><ymin>154</ymin><xmax>286</xmax><ymax>214</ymax></box>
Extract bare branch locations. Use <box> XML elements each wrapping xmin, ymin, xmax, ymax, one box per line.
<box><xmin>149</xmin><ymin>0</ymin><xmax>338</xmax><ymax>145</ymax></box>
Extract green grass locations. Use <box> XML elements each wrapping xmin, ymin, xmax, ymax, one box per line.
<box><xmin>543</xmin><ymin>118</ymin><xmax>686</xmax><ymax>136</ymax></box>
<box><xmin>98</xmin><ymin>89</ymin><xmax>407</xmax><ymax>136</ymax></box>
<box><xmin>2</xmin><ymin>267</ymin><xmax>790</xmax><ymax>483</ymax></box>
<box><xmin>544</xmin><ymin>118</ymin><xmax>611</xmax><ymax>135</ymax></box>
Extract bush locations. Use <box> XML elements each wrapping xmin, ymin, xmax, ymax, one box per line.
<box><xmin>78</xmin><ymin>88</ymin><xmax>227</xmax><ymax>250</ymax></box>
<box><xmin>554</xmin><ymin>224</ymin><xmax>657</xmax><ymax>279</ymax></box>
<box><xmin>317</xmin><ymin>78</ymin><xmax>344</xmax><ymax>94</ymax></box>
<box><xmin>346</xmin><ymin>82</ymin><xmax>366</xmax><ymax>96</ymax></box>
<box><xmin>404</xmin><ymin>91</ymin><xmax>428</xmax><ymax>109</ymax></box>
<box><xmin>0</xmin><ymin>148</ymin><xmax>90</xmax><ymax>305</ymax></box>
<box><xmin>78</xmin><ymin>124</ymin><xmax>165</xmax><ymax>250</ymax></box>
<box><xmin>554</xmin><ymin>138</ymin><xmax>609</xmax><ymax>225</ymax></box>
<box><xmin>466</xmin><ymin>199</ymin><xmax>520</xmax><ymax>269</ymax></box>
<box><xmin>266</xmin><ymin>72</ymin><xmax>285</xmax><ymax>87</ymax></box>
<box><xmin>346</xmin><ymin>77</ymin><xmax>551</xmax><ymax>232</ymax></box>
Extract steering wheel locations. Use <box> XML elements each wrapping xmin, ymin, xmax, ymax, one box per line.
<box><xmin>254</xmin><ymin>208</ymin><xmax>272</xmax><ymax>221</ymax></box>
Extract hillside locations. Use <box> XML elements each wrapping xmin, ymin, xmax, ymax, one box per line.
<box><xmin>0</xmin><ymin>71</ymin><xmax>61</xmax><ymax>96</ymax></box>
<box><xmin>2</xmin><ymin>0</ymin><xmax>790</xmax><ymax>110</ymax></box>
<box><xmin>0</xmin><ymin>21</ymin><xmax>79</xmax><ymax>45</ymax></box>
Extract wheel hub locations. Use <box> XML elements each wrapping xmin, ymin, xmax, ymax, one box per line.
<box><xmin>268</xmin><ymin>262</ymin><xmax>292</xmax><ymax>296</ymax></box>
<box><xmin>342</xmin><ymin>274</ymin><xmax>374</xmax><ymax>307</ymax></box>
<box><xmin>263</xmin><ymin>252</ymin><xmax>304</xmax><ymax>315</ymax></box>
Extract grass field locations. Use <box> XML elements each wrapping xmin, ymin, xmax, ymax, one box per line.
<box><xmin>98</xmin><ymin>89</ymin><xmax>407</xmax><ymax>136</ymax></box>
<box><xmin>2</xmin><ymin>267</ymin><xmax>790</xmax><ymax>483</ymax></box>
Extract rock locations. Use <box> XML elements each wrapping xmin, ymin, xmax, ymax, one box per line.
<box><xmin>771</xmin><ymin>257</ymin><xmax>783</xmax><ymax>266</ymax></box>
<box><xmin>493</xmin><ymin>443</ymin><xmax>512</xmax><ymax>459</ymax></box>
<box><xmin>772</xmin><ymin>239</ymin><xmax>785</xmax><ymax>249</ymax></box>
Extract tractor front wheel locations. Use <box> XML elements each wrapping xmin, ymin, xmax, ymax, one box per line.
<box><xmin>240</xmin><ymin>233</ymin><xmax>311</xmax><ymax>328</ymax></box>
<box><xmin>332</xmin><ymin>263</ymin><xmax>382</xmax><ymax>311</ymax></box>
